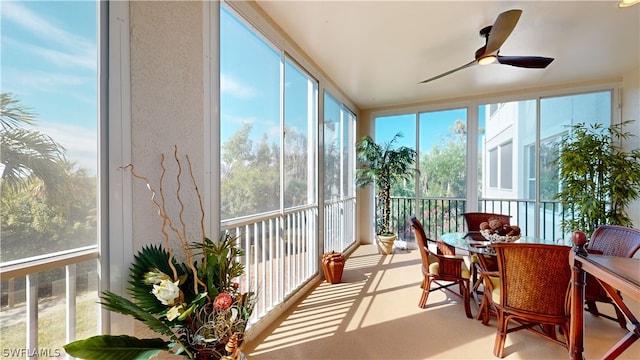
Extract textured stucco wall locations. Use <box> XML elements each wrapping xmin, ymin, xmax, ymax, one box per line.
<box><xmin>129</xmin><ymin>1</ymin><xmax>204</xmax><ymax>256</ymax></box>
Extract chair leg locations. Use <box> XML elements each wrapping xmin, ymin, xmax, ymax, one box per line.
<box><xmin>586</xmin><ymin>299</ymin><xmax>627</xmax><ymax>328</ymax></box>
<box><xmin>542</xmin><ymin>324</ymin><xmax>557</xmax><ymax>341</ymax></box>
<box><xmin>419</xmin><ymin>277</ymin><xmax>431</xmax><ymax>308</ymax></box>
<box><xmin>493</xmin><ymin>310</ymin><xmax>508</xmax><ymax>358</ymax></box>
<box><xmin>462</xmin><ymin>280</ymin><xmax>472</xmax><ymax>319</ymax></box>
<box><xmin>478</xmin><ymin>291</ymin><xmax>491</xmax><ymax>325</ymax></box>
<box><xmin>585</xmin><ymin>300</ymin><xmax>599</xmax><ymax>315</ymax></box>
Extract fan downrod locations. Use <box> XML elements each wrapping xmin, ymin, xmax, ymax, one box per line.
<box><xmin>475</xmin><ymin>26</ymin><xmax>494</xmax><ymax>59</ymax></box>
<box><xmin>479</xmin><ymin>25</ymin><xmax>493</xmax><ymax>39</ymax></box>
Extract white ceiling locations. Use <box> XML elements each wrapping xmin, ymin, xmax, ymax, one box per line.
<box><xmin>255</xmin><ymin>0</ymin><xmax>640</xmax><ymax>110</ymax></box>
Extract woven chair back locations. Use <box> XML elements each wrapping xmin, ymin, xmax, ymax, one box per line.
<box><xmin>493</xmin><ymin>243</ymin><xmax>571</xmax><ymax>317</ymax></box>
<box><xmin>589</xmin><ymin>225</ymin><xmax>640</xmax><ymax>258</ymax></box>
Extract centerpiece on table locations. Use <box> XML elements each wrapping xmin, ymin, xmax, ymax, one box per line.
<box><xmin>64</xmin><ymin>148</ymin><xmax>255</xmax><ymax>360</ymax></box>
<box><xmin>479</xmin><ymin>217</ymin><xmax>521</xmax><ymax>243</ymax></box>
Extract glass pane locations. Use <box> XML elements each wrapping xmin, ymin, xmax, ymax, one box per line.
<box><xmin>489</xmin><ymin>148</ymin><xmax>498</xmax><ymax>188</ymax></box>
<box><xmin>342</xmin><ymin>108</ymin><xmax>356</xmax><ymax>198</ymax></box>
<box><xmin>479</xmin><ymin>100</ymin><xmax>535</xmax><ymax>229</ymax></box>
<box><xmin>500</xmin><ymin>141</ymin><xmax>513</xmax><ymax>190</ymax></box>
<box><xmin>1</xmin><ymin>1</ymin><xmax>98</xmax><ymax>261</ymax></box>
<box><xmin>324</xmin><ymin>93</ymin><xmax>341</xmax><ymax>201</ymax></box>
<box><xmin>480</xmin><ymin>100</ymin><xmax>536</xmax><ymax>195</ymax></box>
<box><xmin>283</xmin><ymin>60</ymin><xmax>317</xmax><ymax>208</ymax></box>
<box><xmin>220</xmin><ymin>7</ymin><xmax>281</xmax><ymax>219</ymax></box>
<box><xmin>418</xmin><ymin>109</ymin><xmax>467</xmax><ymax>198</ymax></box>
<box><xmin>539</xmin><ymin>90</ymin><xmax>612</xmax><ymax>202</ymax></box>
<box><xmin>540</xmin><ymin>91</ymin><xmax>611</xmax><ymax>139</ymax></box>
<box><xmin>375</xmin><ymin>113</ymin><xmax>416</xmax><ymax>198</ymax></box>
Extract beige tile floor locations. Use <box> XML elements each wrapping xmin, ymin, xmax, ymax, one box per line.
<box><xmin>244</xmin><ymin>244</ymin><xmax>640</xmax><ymax>359</ymax></box>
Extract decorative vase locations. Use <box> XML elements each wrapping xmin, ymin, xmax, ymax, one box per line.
<box><xmin>322</xmin><ymin>251</ymin><xmax>345</xmax><ymax>284</ymax></box>
<box><xmin>376</xmin><ymin>234</ymin><xmax>397</xmax><ymax>255</ymax></box>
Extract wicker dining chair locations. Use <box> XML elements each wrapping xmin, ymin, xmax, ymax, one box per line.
<box><xmin>491</xmin><ymin>242</ymin><xmax>572</xmax><ymax>358</ymax></box>
<box><xmin>410</xmin><ymin>216</ymin><xmax>472</xmax><ymax>318</ymax></box>
<box><xmin>584</xmin><ymin>225</ymin><xmax>640</xmax><ymax>328</ymax></box>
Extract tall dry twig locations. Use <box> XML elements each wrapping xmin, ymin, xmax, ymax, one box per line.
<box><xmin>121</xmin><ymin>163</ymin><xmax>178</xmax><ymax>282</ymax></box>
<box><xmin>123</xmin><ymin>147</ymin><xmax>207</xmax><ymax>295</ymax></box>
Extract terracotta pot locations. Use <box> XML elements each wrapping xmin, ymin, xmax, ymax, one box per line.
<box><xmin>322</xmin><ymin>251</ymin><xmax>345</xmax><ymax>284</ymax></box>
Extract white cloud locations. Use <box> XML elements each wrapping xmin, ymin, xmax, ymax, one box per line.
<box><xmin>5</xmin><ymin>67</ymin><xmax>90</xmax><ymax>92</ymax></box>
<box><xmin>220</xmin><ymin>74</ymin><xmax>256</xmax><ymax>99</ymax></box>
<box><xmin>34</xmin><ymin>123</ymin><xmax>98</xmax><ymax>176</ymax></box>
<box><xmin>2</xmin><ymin>2</ymin><xmax>96</xmax><ymax>71</ymax></box>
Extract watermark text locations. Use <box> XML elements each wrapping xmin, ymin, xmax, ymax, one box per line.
<box><xmin>1</xmin><ymin>348</ymin><xmax>61</xmax><ymax>358</ymax></box>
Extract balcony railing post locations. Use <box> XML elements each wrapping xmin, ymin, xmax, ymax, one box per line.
<box><xmin>26</xmin><ymin>273</ymin><xmax>38</xmax><ymax>359</ymax></box>
<box><xmin>66</xmin><ymin>264</ymin><xmax>77</xmax><ymax>344</ymax></box>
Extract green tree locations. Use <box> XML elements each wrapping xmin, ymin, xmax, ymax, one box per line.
<box><xmin>220</xmin><ymin>124</ymin><xmax>280</xmax><ymax>219</ymax></box>
<box><xmin>1</xmin><ymin>93</ymin><xmax>68</xmax><ymax>203</ymax></box>
<box><xmin>1</xmin><ymin>93</ymin><xmax>96</xmax><ymax>260</ymax></box>
<box><xmin>553</xmin><ymin>121</ymin><xmax>640</xmax><ymax>235</ymax></box>
<box><xmin>420</xmin><ymin>120</ymin><xmax>466</xmax><ymax>197</ymax></box>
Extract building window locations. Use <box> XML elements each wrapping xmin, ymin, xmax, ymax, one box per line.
<box><xmin>489</xmin><ymin>148</ymin><xmax>499</xmax><ymax>188</ymax></box>
<box><xmin>500</xmin><ymin>141</ymin><xmax>513</xmax><ymax>190</ymax></box>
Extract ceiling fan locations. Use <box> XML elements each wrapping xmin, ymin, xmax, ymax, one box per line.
<box><xmin>419</xmin><ymin>9</ymin><xmax>554</xmax><ymax>84</ymax></box>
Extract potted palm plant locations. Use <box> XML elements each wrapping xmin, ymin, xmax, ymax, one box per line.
<box><xmin>356</xmin><ymin>132</ymin><xmax>417</xmax><ymax>254</ymax></box>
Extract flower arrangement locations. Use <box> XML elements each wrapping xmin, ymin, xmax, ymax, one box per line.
<box><xmin>64</xmin><ymin>148</ymin><xmax>255</xmax><ymax>360</ymax></box>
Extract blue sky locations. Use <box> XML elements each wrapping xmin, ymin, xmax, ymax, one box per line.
<box><xmin>375</xmin><ymin>108</ymin><xmax>471</xmax><ymax>152</ymax></box>
<box><xmin>1</xmin><ymin>1</ymin><xmax>98</xmax><ymax>175</ymax></box>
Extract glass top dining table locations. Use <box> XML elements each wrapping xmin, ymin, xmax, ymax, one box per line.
<box><xmin>440</xmin><ymin>231</ymin><xmax>573</xmax><ymax>255</ymax></box>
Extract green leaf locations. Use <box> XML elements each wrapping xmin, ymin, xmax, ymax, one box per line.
<box><xmin>128</xmin><ymin>245</ymin><xmax>192</xmax><ymax>313</ymax></box>
<box><xmin>99</xmin><ymin>291</ymin><xmax>175</xmax><ymax>339</ymax></box>
<box><xmin>64</xmin><ymin>335</ymin><xmax>170</xmax><ymax>360</ymax></box>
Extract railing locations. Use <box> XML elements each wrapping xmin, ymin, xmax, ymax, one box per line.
<box><xmin>222</xmin><ymin>198</ymin><xmax>357</xmax><ymax>327</ymax></box>
<box><xmin>385</xmin><ymin>197</ymin><xmax>573</xmax><ymax>243</ymax></box>
<box><xmin>2</xmin><ymin>199</ymin><xmax>355</xmax><ymax>354</ymax></box>
<box><xmin>0</xmin><ymin>246</ymin><xmax>100</xmax><ymax>359</ymax></box>
<box><xmin>324</xmin><ymin>197</ymin><xmax>357</xmax><ymax>253</ymax></box>
<box><xmin>222</xmin><ymin>205</ymin><xmax>319</xmax><ymax>325</ymax></box>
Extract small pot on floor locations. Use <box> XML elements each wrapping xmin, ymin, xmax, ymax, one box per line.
<box><xmin>376</xmin><ymin>234</ymin><xmax>397</xmax><ymax>255</ymax></box>
<box><xmin>322</xmin><ymin>251</ymin><xmax>345</xmax><ymax>284</ymax></box>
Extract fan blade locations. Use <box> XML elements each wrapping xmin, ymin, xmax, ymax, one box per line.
<box><xmin>496</xmin><ymin>55</ymin><xmax>554</xmax><ymax>68</ymax></box>
<box><xmin>419</xmin><ymin>60</ymin><xmax>477</xmax><ymax>84</ymax></box>
<box><xmin>483</xmin><ymin>9</ymin><xmax>522</xmax><ymax>56</ymax></box>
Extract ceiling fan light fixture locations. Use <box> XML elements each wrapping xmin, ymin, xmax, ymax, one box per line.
<box><xmin>618</xmin><ymin>0</ymin><xmax>639</xmax><ymax>7</ymax></box>
<box><xmin>478</xmin><ymin>55</ymin><xmax>497</xmax><ymax>65</ymax></box>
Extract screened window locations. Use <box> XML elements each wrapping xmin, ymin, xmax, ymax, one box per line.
<box><xmin>419</xmin><ymin>109</ymin><xmax>467</xmax><ymax>198</ymax></box>
<box><xmin>324</xmin><ymin>93</ymin><xmax>356</xmax><ymax>252</ymax></box>
<box><xmin>375</xmin><ymin>113</ymin><xmax>416</xmax><ymax>198</ymax></box>
<box><xmin>478</xmin><ymin>90</ymin><xmax>611</xmax><ymax>238</ymax></box>
<box><xmin>220</xmin><ymin>6</ymin><xmax>282</xmax><ymax>220</ymax></box>
<box><xmin>1</xmin><ymin>0</ymin><xmax>101</xmax><ymax>353</ymax></box>
<box><xmin>324</xmin><ymin>93</ymin><xmax>342</xmax><ymax>202</ymax></box>
<box><xmin>284</xmin><ymin>60</ymin><xmax>318</xmax><ymax>208</ymax></box>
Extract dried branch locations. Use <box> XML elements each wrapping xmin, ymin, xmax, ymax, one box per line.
<box><xmin>121</xmin><ymin>163</ymin><xmax>178</xmax><ymax>282</ymax></box>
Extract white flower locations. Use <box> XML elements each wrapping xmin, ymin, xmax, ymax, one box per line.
<box><xmin>152</xmin><ymin>279</ymin><xmax>181</xmax><ymax>305</ymax></box>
